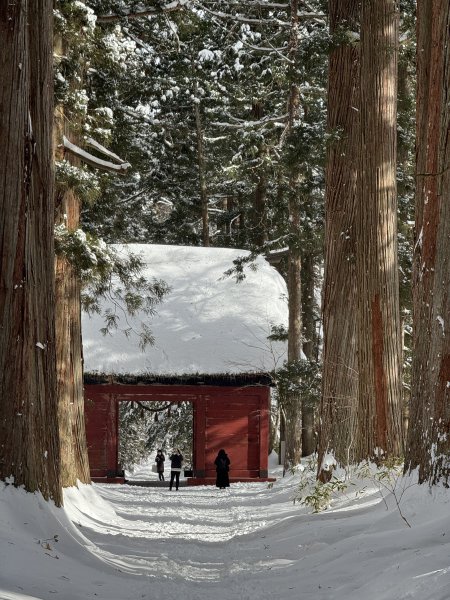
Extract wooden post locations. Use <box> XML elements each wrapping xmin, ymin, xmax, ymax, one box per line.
<box><xmin>259</xmin><ymin>388</ymin><xmax>270</xmax><ymax>477</ymax></box>
<box><xmin>194</xmin><ymin>395</ymin><xmax>206</xmax><ymax>477</ymax></box>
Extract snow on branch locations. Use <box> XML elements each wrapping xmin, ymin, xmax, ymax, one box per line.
<box><xmin>95</xmin><ymin>0</ymin><xmax>324</xmax><ymax>26</ymax></box>
<box><xmin>192</xmin><ymin>1</ymin><xmax>325</xmax><ymax>27</ymax></box>
<box><xmin>96</xmin><ymin>0</ymin><xmax>188</xmax><ymax>23</ymax></box>
<box><xmin>192</xmin><ymin>2</ymin><xmax>290</xmax><ymax>27</ymax></box>
<box><xmin>212</xmin><ymin>113</ymin><xmax>288</xmax><ymax>129</ymax></box>
<box><xmin>266</xmin><ymin>247</ymin><xmax>289</xmax><ymax>265</ymax></box>
<box><xmin>85</xmin><ymin>137</ymin><xmax>126</xmax><ymax>165</ymax></box>
<box><xmin>63</xmin><ymin>136</ymin><xmax>131</xmax><ymax>174</ymax></box>
<box><xmin>245</xmin><ymin>0</ymin><xmax>325</xmax><ymax>16</ymax></box>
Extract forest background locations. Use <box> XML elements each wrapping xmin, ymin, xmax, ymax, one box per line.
<box><xmin>0</xmin><ymin>0</ymin><xmax>449</xmax><ymax>507</ymax></box>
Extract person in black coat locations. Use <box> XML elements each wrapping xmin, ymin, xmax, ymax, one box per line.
<box><xmin>155</xmin><ymin>449</ymin><xmax>165</xmax><ymax>481</ymax></box>
<box><xmin>214</xmin><ymin>449</ymin><xmax>230</xmax><ymax>489</ymax></box>
<box><xmin>169</xmin><ymin>448</ymin><xmax>183</xmax><ymax>491</ymax></box>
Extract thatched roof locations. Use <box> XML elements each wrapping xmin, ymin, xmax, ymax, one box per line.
<box><xmin>82</xmin><ymin>244</ymin><xmax>288</xmax><ymax>378</ymax></box>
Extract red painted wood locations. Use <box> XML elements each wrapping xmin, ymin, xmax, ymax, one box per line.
<box><xmin>85</xmin><ymin>391</ymin><xmax>117</xmax><ymax>477</ymax></box>
<box><xmin>193</xmin><ymin>395</ymin><xmax>206</xmax><ymax>476</ymax></box>
<box><xmin>84</xmin><ymin>384</ymin><xmax>270</xmax><ymax>481</ymax></box>
<box><xmin>258</xmin><ymin>388</ymin><xmax>270</xmax><ymax>476</ymax></box>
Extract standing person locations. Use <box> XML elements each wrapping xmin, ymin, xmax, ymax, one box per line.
<box><xmin>169</xmin><ymin>448</ymin><xmax>183</xmax><ymax>491</ymax></box>
<box><xmin>155</xmin><ymin>449</ymin><xmax>165</xmax><ymax>481</ymax></box>
<box><xmin>214</xmin><ymin>448</ymin><xmax>230</xmax><ymax>489</ymax></box>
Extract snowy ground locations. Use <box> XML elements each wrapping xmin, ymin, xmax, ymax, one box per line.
<box><xmin>1</xmin><ymin>455</ymin><xmax>450</xmax><ymax>600</ymax></box>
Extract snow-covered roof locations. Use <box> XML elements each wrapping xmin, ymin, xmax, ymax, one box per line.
<box><xmin>82</xmin><ymin>244</ymin><xmax>288</xmax><ymax>377</ymax></box>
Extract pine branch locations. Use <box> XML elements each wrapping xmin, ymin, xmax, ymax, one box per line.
<box><xmin>211</xmin><ymin>113</ymin><xmax>288</xmax><ymax>129</ymax></box>
<box><xmin>192</xmin><ymin>0</ymin><xmax>325</xmax><ymax>26</ymax></box>
<box><xmin>191</xmin><ymin>2</ymin><xmax>291</xmax><ymax>27</ymax></box>
<box><xmin>96</xmin><ymin>0</ymin><xmax>189</xmax><ymax>23</ymax></box>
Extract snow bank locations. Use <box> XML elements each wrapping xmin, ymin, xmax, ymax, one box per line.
<box><xmin>2</xmin><ymin>469</ymin><xmax>450</xmax><ymax>600</ymax></box>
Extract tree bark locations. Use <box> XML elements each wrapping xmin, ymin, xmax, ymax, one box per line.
<box><xmin>194</xmin><ymin>85</ymin><xmax>209</xmax><ymax>247</ymax></box>
<box><xmin>405</xmin><ymin>1</ymin><xmax>450</xmax><ymax>485</ymax></box>
<box><xmin>355</xmin><ymin>0</ymin><xmax>403</xmax><ymax>461</ymax></box>
<box><xmin>283</xmin><ymin>0</ymin><xmax>303</xmax><ymax>469</ymax></box>
<box><xmin>53</xmin><ymin>36</ymin><xmax>92</xmax><ymax>488</ymax></box>
<box><xmin>254</xmin><ymin>172</ymin><xmax>269</xmax><ymax>247</ymax></box>
<box><xmin>285</xmin><ymin>220</ymin><xmax>302</xmax><ymax>467</ymax></box>
<box><xmin>301</xmin><ymin>252</ymin><xmax>317</xmax><ymax>457</ymax></box>
<box><xmin>0</xmin><ymin>1</ymin><xmax>62</xmax><ymax>503</ymax></box>
<box><xmin>249</xmin><ymin>100</ymin><xmax>269</xmax><ymax>249</ymax></box>
<box><xmin>318</xmin><ymin>0</ymin><xmax>360</xmax><ymax>480</ymax></box>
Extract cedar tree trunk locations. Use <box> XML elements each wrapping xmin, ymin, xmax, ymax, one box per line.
<box><xmin>0</xmin><ymin>1</ymin><xmax>62</xmax><ymax>503</ymax></box>
<box><xmin>53</xmin><ymin>35</ymin><xmax>91</xmax><ymax>487</ymax></box>
<box><xmin>284</xmin><ymin>0</ymin><xmax>303</xmax><ymax>468</ymax></box>
<box><xmin>405</xmin><ymin>1</ymin><xmax>450</xmax><ymax>485</ymax></box>
<box><xmin>318</xmin><ymin>0</ymin><xmax>360</xmax><ymax>480</ymax></box>
<box><xmin>355</xmin><ymin>0</ymin><xmax>403</xmax><ymax>461</ymax></box>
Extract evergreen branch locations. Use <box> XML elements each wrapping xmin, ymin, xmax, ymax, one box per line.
<box><xmin>234</xmin><ymin>1</ymin><xmax>291</xmax><ymax>8</ymax></box>
<box><xmin>115</xmin><ymin>190</ymin><xmax>148</xmax><ymax>206</ymax></box>
<box><xmin>195</xmin><ymin>0</ymin><xmax>325</xmax><ymax>24</ymax></box>
<box><xmin>96</xmin><ymin>0</ymin><xmax>189</xmax><ymax>23</ymax></box>
<box><xmin>211</xmin><ymin>113</ymin><xmax>288</xmax><ymax>129</ymax></box>
<box><xmin>191</xmin><ymin>1</ymin><xmax>290</xmax><ymax>26</ymax></box>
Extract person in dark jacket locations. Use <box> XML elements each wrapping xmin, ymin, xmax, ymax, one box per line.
<box><xmin>169</xmin><ymin>448</ymin><xmax>183</xmax><ymax>491</ymax></box>
<box><xmin>214</xmin><ymin>449</ymin><xmax>230</xmax><ymax>489</ymax></box>
<box><xmin>155</xmin><ymin>449</ymin><xmax>165</xmax><ymax>481</ymax></box>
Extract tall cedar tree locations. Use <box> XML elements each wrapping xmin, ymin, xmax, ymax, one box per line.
<box><xmin>355</xmin><ymin>0</ymin><xmax>403</xmax><ymax>461</ymax></box>
<box><xmin>0</xmin><ymin>1</ymin><xmax>62</xmax><ymax>504</ymax></box>
<box><xmin>54</xmin><ymin>33</ymin><xmax>90</xmax><ymax>487</ymax></box>
<box><xmin>284</xmin><ymin>0</ymin><xmax>303</xmax><ymax>468</ymax></box>
<box><xmin>318</xmin><ymin>0</ymin><xmax>360</xmax><ymax>480</ymax></box>
<box><xmin>405</xmin><ymin>1</ymin><xmax>450</xmax><ymax>485</ymax></box>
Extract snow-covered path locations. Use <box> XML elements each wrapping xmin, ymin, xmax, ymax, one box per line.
<box><xmin>62</xmin><ymin>466</ymin><xmax>450</xmax><ymax>600</ymax></box>
<box><xmin>65</xmin><ymin>475</ymin><xmax>308</xmax><ymax>598</ymax></box>
<box><xmin>2</xmin><ymin>462</ymin><xmax>450</xmax><ymax>600</ymax></box>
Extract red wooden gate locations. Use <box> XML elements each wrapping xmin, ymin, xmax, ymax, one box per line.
<box><xmin>84</xmin><ymin>384</ymin><xmax>270</xmax><ymax>483</ymax></box>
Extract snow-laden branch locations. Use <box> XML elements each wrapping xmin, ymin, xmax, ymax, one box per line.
<box><xmin>245</xmin><ymin>0</ymin><xmax>290</xmax><ymax>8</ymax></box>
<box><xmin>211</xmin><ymin>113</ymin><xmax>288</xmax><ymax>129</ymax></box>
<box><xmin>85</xmin><ymin>137</ymin><xmax>127</xmax><ymax>165</ymax></box>
<box><xmin>96</xmin><ymin>0</ymin><xmax>188</xmax><ymax>23</ymax></box>
<box><xmin>63</xmin><ymin>136</ymin><xmax>131</xmax><ymax>174</ymax></box>
<box><xmin>193</xmin><ymin>0</ymin><xmax>325</xmax><ymax>26</ymax></box>
<box><xmin>243</xmin><ymin>0</ymin><xmax>325</xmax><ymax>18</ymax></box>
<box><xmin>192</xmin><ymin>2</ymin><xmax>290</xmax><ymax>27</ymax></box>
<box><xmin>266</xmin><ymin>247</ymin><xmax>289</xmax><ymax>264</ymax></box>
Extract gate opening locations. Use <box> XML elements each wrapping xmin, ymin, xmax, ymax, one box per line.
<box><xmin>118</xmin><ymin>400</ymin><xmax>193</xmax><ymax>482</ymax></box>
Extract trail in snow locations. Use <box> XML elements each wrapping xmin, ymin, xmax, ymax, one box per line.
<box><xmin>2</xmin><ymin>461</ymin><xmax>450</xmax><ymax>600</ymax></box>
